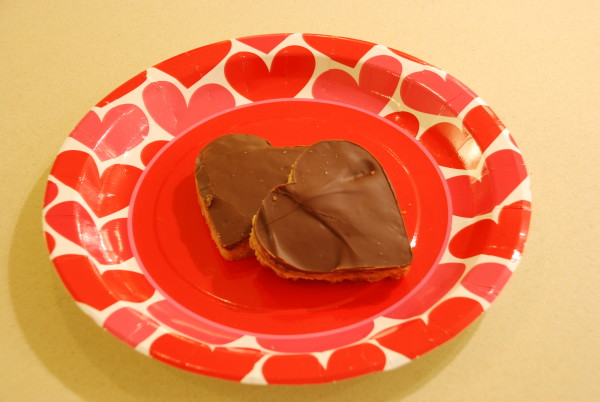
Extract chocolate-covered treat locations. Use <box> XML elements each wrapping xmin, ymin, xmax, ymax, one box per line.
<box><xmin>195</xmin><ymin>134</ymin><xmax>306</xmax><ymax>260</ymax></box>
<box><xmin>250</xmin><ymin>140</ymin><xmax>412</xmax><ymax>282</ymax></box>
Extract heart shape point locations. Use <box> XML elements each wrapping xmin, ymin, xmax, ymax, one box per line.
<box><xmin>150</xmin><ymin>334</ymin><xmax>264</xmax><ymax>382</ymax></box>
<box><xmin>303</xmin><ymin>34</ymin><xmax>375</xmax><ymax>68</ymax></box>
<box><xmin>384</xmin><ymin>111</ymin><xmax>420</xmax><ymax>136</ymax></box>
<box><xmin>374</xmin><ymin>297</ymin><xmax>484</xmax><ymax>359</ymax></box>
<box><xmin>44</xmin><ymin>181</ymin><xmax>58</xmax><ymax>206</ymax></box>
<box><xmin>262</xmin><ymin>343</ymin><xmax>386</xmax><ymax>384</ymax></box>
<box><xmin>462</xmin><ymin>105</ymin><xmax>505</xmax><ymax>152</ymax></box>
<box><xmin>45</xmin><ymin>232</ymin><xmax>56</xmax><ymax>253</ymax></box>
<box><xmin>252</xmin><ymin>140</ymin><xmax>412</xmax><ymax>280</ymax></box>
<box><xmin>313</xmin><ymin>55</ymin><xmax>402</xmax><ymax>114</ymax></box>
<box><xmin>447</xmin><ymin>150</ymin><xmax>527</xmax><ymax>218</ymax></box>
<box><xmin>238</xmin><ymin>34</ymin><xmax>291</xmax><ymax>53</ymax></box>
<box><xmin>400</xmin><ymin>71</ymin><xmax>475</xmax><ymax>117</ymax></box>
<box><xmin>140</xmin><ymin>140</ymin><xmax>169</xmax><ymax>166</ymax></box>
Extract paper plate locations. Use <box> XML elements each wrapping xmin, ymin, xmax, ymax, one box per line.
<box><xmin>42</xmin><ymin>33</ymin><xmax>531</xmax><ymax>384</ymax></box>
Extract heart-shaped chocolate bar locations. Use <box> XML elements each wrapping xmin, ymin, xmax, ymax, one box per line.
<box><xmin>251</xmin><ymin>140</ymin><xmax>412</xmax><ymax>281</ymax></box>
<box><xmin>195</xmin><ymin>134</ymin><xmax>306</xmax><ymax>259</ymax></box>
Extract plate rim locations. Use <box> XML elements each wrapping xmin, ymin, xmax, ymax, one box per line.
<box><xmin>42</xmin><ymin>32</ymin><xmax>531</xmax><ymax>385</ymax></box>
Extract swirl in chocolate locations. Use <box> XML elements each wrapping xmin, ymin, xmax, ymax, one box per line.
<box><xmin>252</xmin><ymin>140</ymin><xmax>412</xmax><ymax>273</ymax></box>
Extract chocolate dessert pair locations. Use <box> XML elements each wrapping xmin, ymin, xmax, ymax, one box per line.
<box><xmin>195</xmin><ymin>134</ymin><xmax>412</xmax><ymax>282</ymax></box>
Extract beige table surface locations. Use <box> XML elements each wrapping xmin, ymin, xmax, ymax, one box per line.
<box><xmin>2</xmin><ymin>1</ymin><xmax>599</xmax><ymax>401</ymax></box>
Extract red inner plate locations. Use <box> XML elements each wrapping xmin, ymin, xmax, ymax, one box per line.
<box><xmin>129</xmin><ymin>99</ymin><xmax>450</xmax><ymax>335</ymax></box>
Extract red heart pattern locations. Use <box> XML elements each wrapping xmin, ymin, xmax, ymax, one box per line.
<box><xmin>140</xmin><ymin>140</ymin><xmax>169</xmax><ymax>166</ymax></box>
<box><xmin>374</xmin><ymin>297</ymin><xmax>484</xmax><ymax>359</ymax></box>
<box><xmin>70</xmin><ymin>104</ymin><xmax>149</xmax><ymax>161</ymax></box>
<box><xmin>303</xmin><ymin>34</ymin><xmax>375</xmax><ymax>68</ymax></box>
<box><xmin>461</xmin><ymin>263</ymin><xmax>512</xmax><ymax>302</ymax></box>
<box><xmin>147</xmin><ymin>300</ymin><xmax>242</xmax><ymax>345</ymax></box>
<box><xmin>462</xmin><ymin>104</ymin><xmax>506</xmax><ymax>152</ymax></box>
<box><xmin>46</xmin><ymin>201</ymin><xmax>132</xmax><ymax>265</ymax></box>
<box><xmin>154</xmin><ymin>40</ymin><xmax>232</xmax><ymax>88</ymax></box>
<box><xmin>45</xmin><ymin>232</ymin><xmax>55</xmax><ymax>253</ymax></box>
<box><xmin>419</xmin><ymin>122</ymin><xmax>482</xmax><ymax>169</ymax></box>
<box><xmin>224</xmin><ymin>46</ymin><xmax>315</xmax><ymax>101</ymax></box>
<box><xmin>53</xmin><ymin>254</ymin><xmax>152</xmax><ymax>310</ymax></box>
<box><xmin>384</xmin><ymin>263</ymin><xmax>465</xmax><ymax>319</ymax></box>
<box><xmin>447</xmin><ymin>150</ymin><xmax>527</xmax><ymax>218</ymax></box>
<box><xmin>96</xmin><ymin>71</ymin><xmax>147</xmax><ymax>107</ymax></box>
<box><xmin>326</xmin><ymin>343</ymin><xmax>386</xmax><ymax>380</ymax></box>
<box><xmin>150</xmin><ymin>334</ymin><xmax>264</xmax><ymax>382</ymax></box>
<box><xmin>313</xmin><ymin>55</ymin><xmax>402</xmax><ymax>114</ymax></box>
<box><xmin>51</xmin><ymin>150</ymin><xmax>142</xmax><ymax>218</ymax></box>
<box><xmin>262</xmin><ymin>343</ymin><xmax>386</xmax><ymax>384</ymax></box>
<box><xmin>263</xmin><ymin>355</ymin><xmax>324</xmax><ymax>384</ymax></box>
<box><xmin>102</xmin><ymin>270</ymin><xmax>155</xmax><ymax>302</ymax></box>
<box><xmin>44</xmin><ymin>181</ymin><xmax>58</xmax><ymax>206</ymax></box>
<box><xmin>143</xmin><ymin>82</ymin><xmax>235</xmax><ymax>136</ymax></box>
<box><xmin>104</xmin><ymin>308</ymin><xmax>158</xmax><ymax>347</ymax></box>
<box><xmin>256</xmin><ymin>321</ymin><xmax>374</xmax><ymax>353</ymax></box>
<box><xmin>400</xmin><ymin>71</ymin><xmax>475</xmax><ymax>117</ymax></box>
<box><xmin>384</xmin><ymin>111</ymin><xmax>420</xmax><ymax>136</ymax></box>
<box><xmin>449</xmin><ymin>201</ymin><xmax>531</xmax><ymax>260</ymax></box>
<box><xmin>238</xmin><ymin>34</ymin><xmax>291</xmax><ymax>53</ymax></box>
<box><xmin>53</xmin><ymin>254</ymin><xmax>116</xmax><ymax>310</ymax></box>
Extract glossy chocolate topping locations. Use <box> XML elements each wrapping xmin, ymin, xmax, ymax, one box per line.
<box><xmin>195</xmin><ymin>134</ymin><xmax>306</xmax><ymax>248</ymax></box>
<box><xmin>253</xmin><ymin>140</ymin><xmax>412</xmax><ymax>272</ymax></box>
